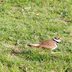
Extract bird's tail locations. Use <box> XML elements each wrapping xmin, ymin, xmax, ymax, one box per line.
<box><xmin>27</xmin><ymin>43</ymin><xmax>40</xmax><ymax>48</ymax></box>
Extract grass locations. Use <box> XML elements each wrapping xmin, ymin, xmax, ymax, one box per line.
<box><xmin>0</xmin><ymin>0</ymin><xmax>72</xmax><ymax>72</ymax></box>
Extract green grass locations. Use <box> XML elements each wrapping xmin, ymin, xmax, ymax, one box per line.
<box><xmin>0</xmin><ymin>0</ymin><xmax>72</xmax><ymax>72</ymax></box>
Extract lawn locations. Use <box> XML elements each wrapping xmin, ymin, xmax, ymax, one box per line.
<box><xmin>0</xmin><ymin>0</ymin><xmax>72</xmax><ymax>72</ymax></box>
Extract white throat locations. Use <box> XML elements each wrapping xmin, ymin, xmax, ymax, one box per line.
<box><xmin>53</xmin><ymin>38</ymin><xmax>61</xmax><ymax>43</ymax></box>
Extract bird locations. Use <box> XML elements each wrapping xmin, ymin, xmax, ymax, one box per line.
<box><xmin>28</xmin><ymin>37</ymin><xmax>61</xmax><ymax>51</ymax></box>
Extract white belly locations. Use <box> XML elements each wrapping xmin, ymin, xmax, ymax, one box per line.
<box><xmin>52</xmin><ymin>44</ymin><xmax>57</xmax><ymax>50</ymax></box>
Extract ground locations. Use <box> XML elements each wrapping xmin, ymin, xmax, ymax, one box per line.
<box><xmin>0</xmin><ymin>0</ymin><xmax>72</xmax><ymax>72</ymax></box>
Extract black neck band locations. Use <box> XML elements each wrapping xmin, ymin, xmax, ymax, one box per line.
<box><xmin>53</xmin><ymin>39</ymin><xmax>59</xmax><ymax>43</ymax></box>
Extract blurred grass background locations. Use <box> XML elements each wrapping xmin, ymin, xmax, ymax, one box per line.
<box><xmin>0</xmin><ymin>0</ymin><xmax>72</xmax><ymax>72</ymax></box>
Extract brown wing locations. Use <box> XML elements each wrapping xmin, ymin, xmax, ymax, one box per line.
<box><xmin>39</xmin><ymin>40</ymin><xmax>56</xmax><ymax>49</ymax></box>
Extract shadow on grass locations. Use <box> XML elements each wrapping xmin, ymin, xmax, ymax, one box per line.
<box><xmin>11</xmin><ymin>49</ymin><xmax>63</xmax><ymax>62</ymax></box>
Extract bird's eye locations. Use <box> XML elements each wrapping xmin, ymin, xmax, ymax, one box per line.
<box><xmin>55</xmin><ymin>37</ymin><xmax>60</xmax><ymax>40</ymax></box>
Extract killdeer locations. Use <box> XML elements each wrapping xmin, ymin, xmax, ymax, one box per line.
<box><xmin>28</xmin><ymin>37</ymin><xmax>61</xmax><ymax>50</ymax></box>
